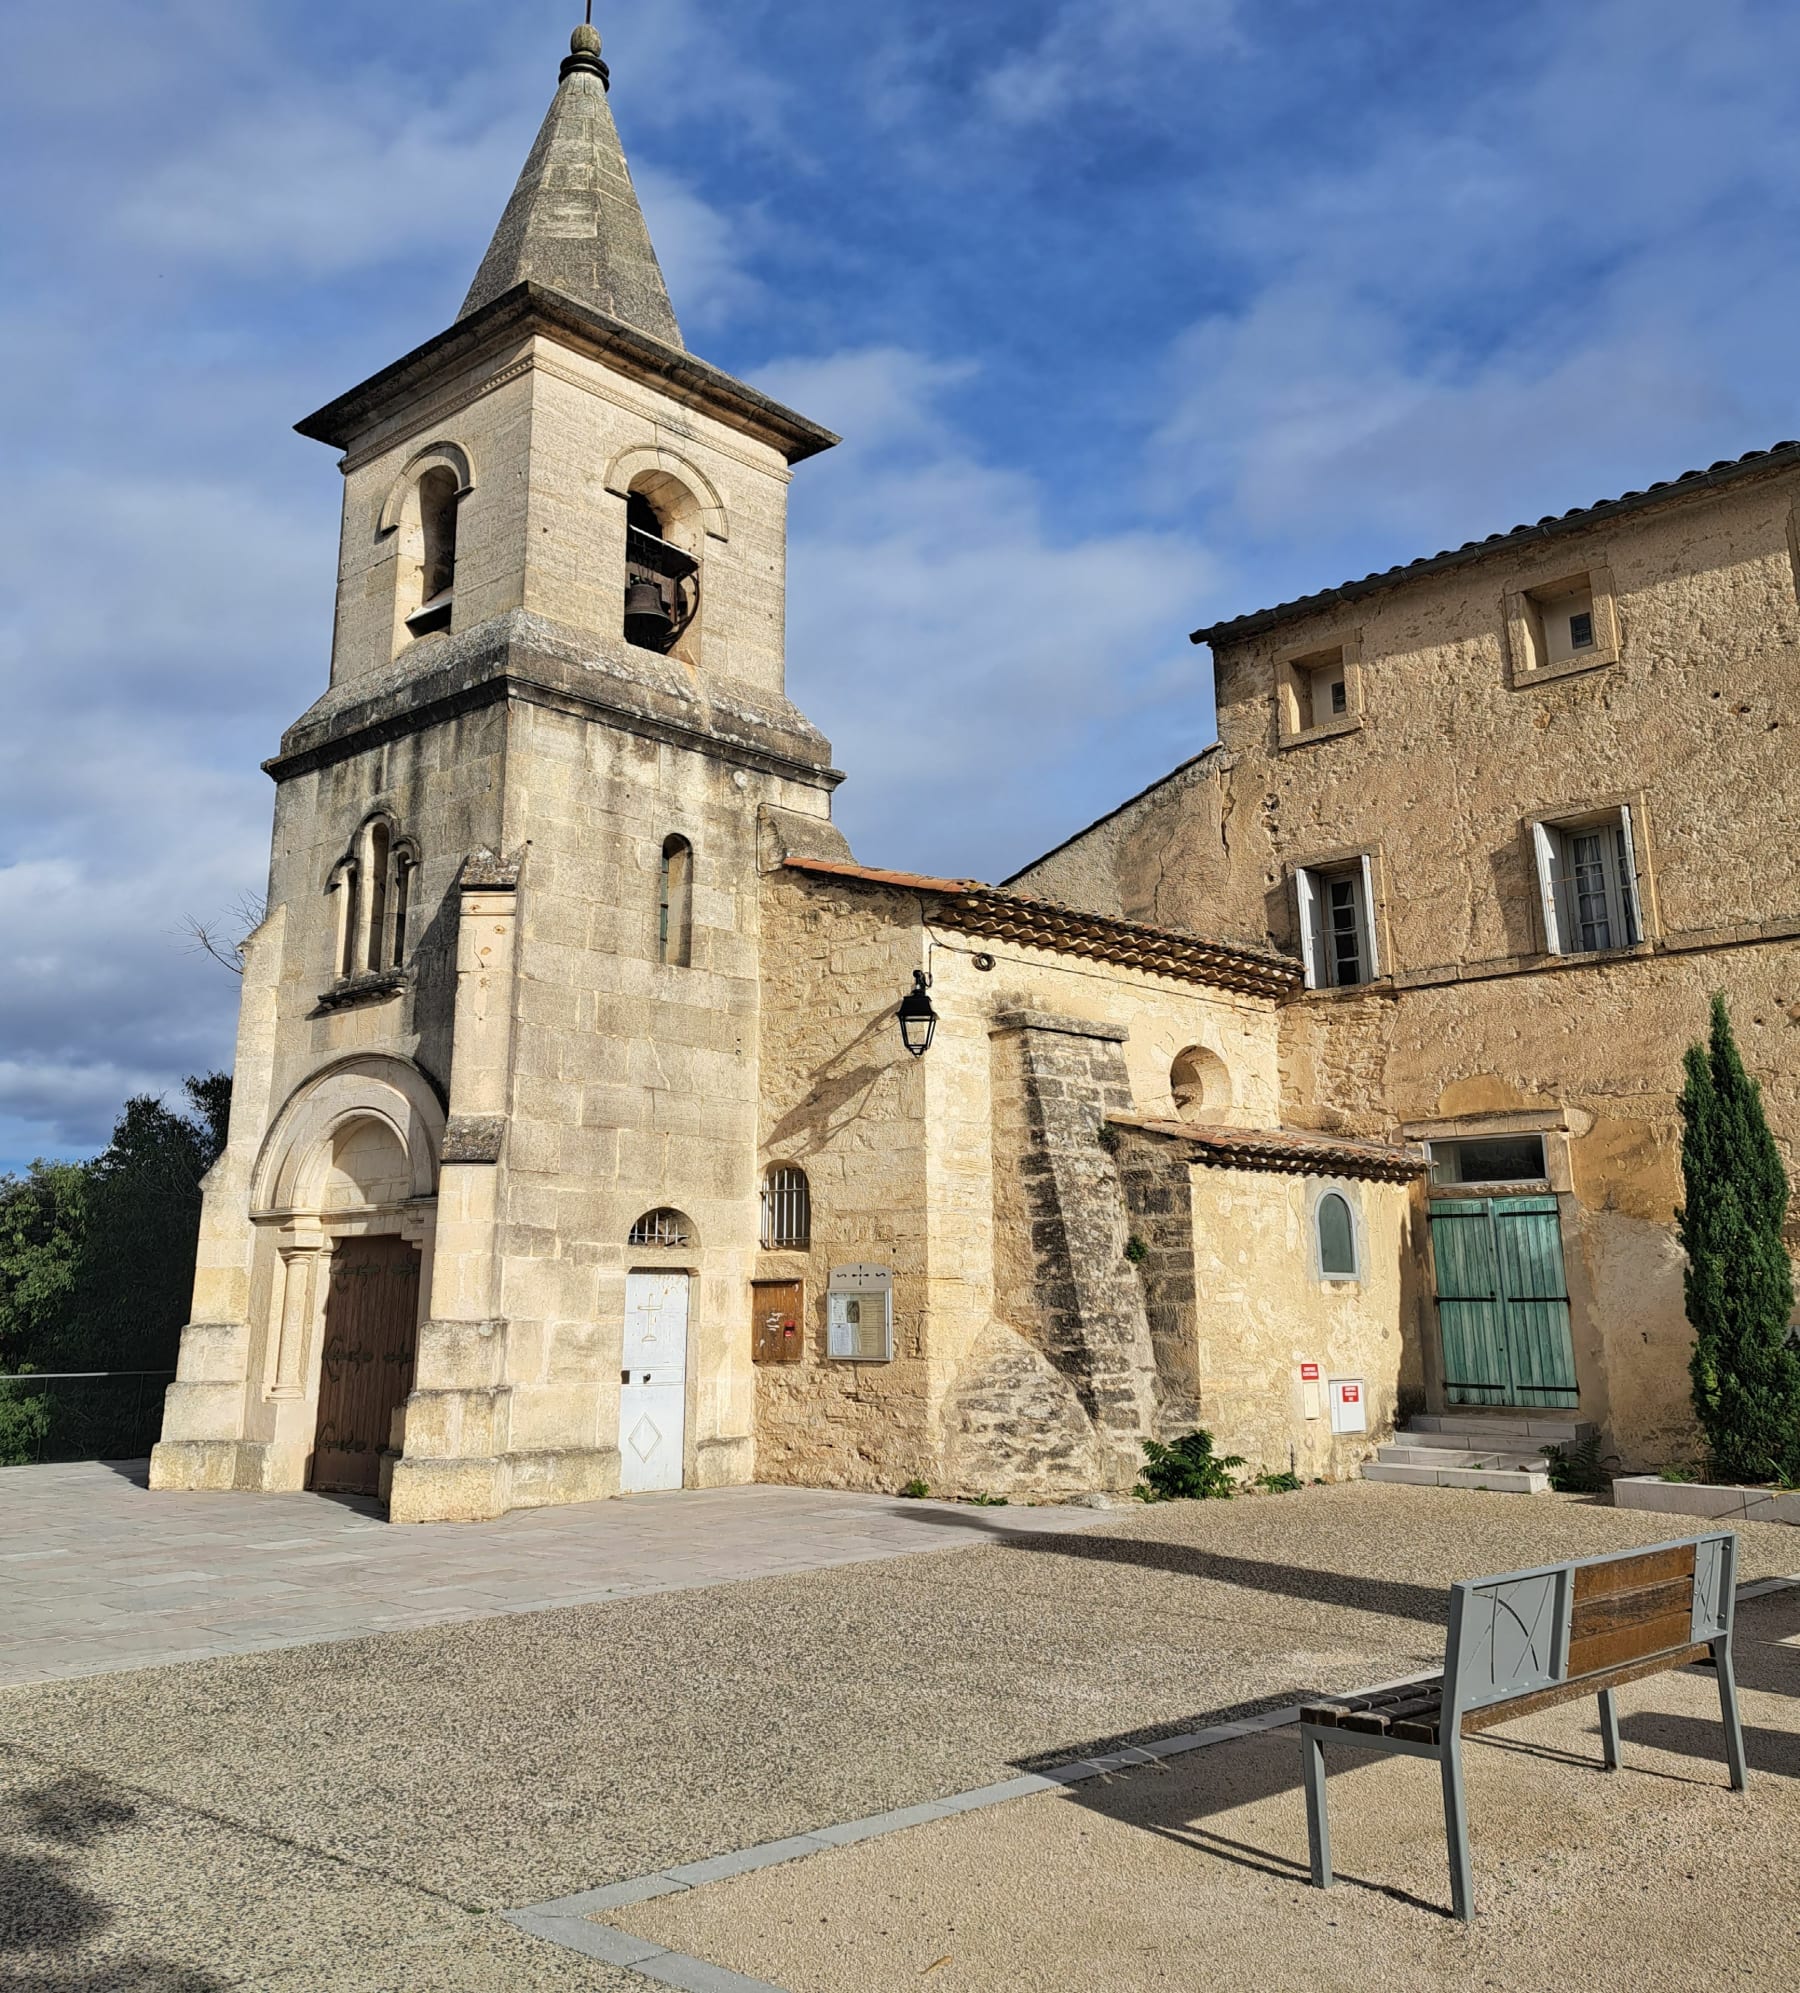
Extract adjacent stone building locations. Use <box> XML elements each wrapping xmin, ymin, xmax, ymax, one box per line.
<box><xmin>163</xmin><ymin>19</ymin><xmax>1768</xmax><ymax>1521</ymax></box>
<box><xmin>1014</xmin><ymin>447</ymin><xmax>1800</xmax><ymax>1468</ymax></box>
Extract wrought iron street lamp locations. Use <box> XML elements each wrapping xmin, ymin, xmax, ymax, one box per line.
<box><xmin>897</xmin><ymin>970</ymin><xmax>938</xmax><ymax>1058</ymax></box>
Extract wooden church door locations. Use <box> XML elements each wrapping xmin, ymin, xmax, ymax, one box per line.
<box><xmin>310</xmin><ymin>1237</ymin><xmax>421</xmax><ymax>1496</ymax></box>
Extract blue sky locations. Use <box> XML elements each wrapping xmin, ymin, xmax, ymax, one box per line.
<box><xmin>5</xmin><ymin>0</ymin><xmax>1800</xmax><ymax>1171</ymax></box>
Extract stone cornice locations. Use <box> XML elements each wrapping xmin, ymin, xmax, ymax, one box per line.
<box><xmin>296</xmin><ymin>283</ymin><xmax>838</xmax><ymax>466</ymax></box>
<box><xmin>264</xmin><ymin>612</ymin><xmax>843</xmax><ymax>789</ymax></box>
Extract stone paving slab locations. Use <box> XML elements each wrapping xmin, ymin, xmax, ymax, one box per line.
<box><xmin>0</xmin><ymin>1461</ymin><xmax>1110</xmax><ymax>1685</ymax></box>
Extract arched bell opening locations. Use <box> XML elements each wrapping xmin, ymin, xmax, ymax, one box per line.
<box><xmin>623</xmin><ymin>474</ymin><xmax>702</xmax><ymax>663</ymax></box>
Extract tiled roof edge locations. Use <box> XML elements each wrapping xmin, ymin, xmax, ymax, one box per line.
<box><xmin>779</xmin><ymin>858</ymin><xmax>1301</xmax><ymax>998</ymax></box>
<box><xmin>1190</xmin><ymin>440</ymin><xmax>1800</xmax><ymax>649</ymax></box>
<box><xmin>1111</xmin><ymin>1113</ymin><xmax>1428</xmax><ymax>1183</ymax></box>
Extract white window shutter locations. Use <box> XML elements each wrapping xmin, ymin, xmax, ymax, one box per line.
<box><xmin>1296</xmin><ymin>868</ymin><xmax>1322</xmax><ymax>988</ymax></box>
<box><xmin>1617</xmin><ymin>804</ymin><xmax>1645</xmax><ymax>944</ymax></box>
<box><xmin>1531</xmin><ymin>821</ymin><xmax>1564</xmax><ymax>954</ymax></box>
<box><xmin>1358</xmin><ymin>854</ymin><xmax>1381</xmax><ymax>978</ymax></box>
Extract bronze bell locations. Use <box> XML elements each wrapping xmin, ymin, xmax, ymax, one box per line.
<box><xmin>624</xmin><ymin>575</ymin><xmax>674</xmax><ymax>651</ymax></box>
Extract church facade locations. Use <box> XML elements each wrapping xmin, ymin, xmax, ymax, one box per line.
<box><xmin>153</xmin><ymin>23</ymin><xmax>1795</xmax><ymax>1522</ymax></box>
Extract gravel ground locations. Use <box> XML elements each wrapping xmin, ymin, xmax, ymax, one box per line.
<box><xmin>621</xmin><ymin>1592</ymin><xmax>1800</xmax><ymax>1992</ymax></box>
<box><xmin>1</xmin><ymin>1484</ymin><xmax>1795</xmax><ymax>1989</ymax></box>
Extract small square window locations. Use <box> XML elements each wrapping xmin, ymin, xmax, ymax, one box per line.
<box><xmin>1279</xmin><ymin>644</ymin><xmax>1358</xmax><ymax>739</ymax></box>
<box><xmin>1568</xmin><ymin>609</ymin><xmax>1594</xmax><ymax>650</ymax></box>
<box><xmin>1429</xmin><ymin>1135</ymin><xmax>1548</xmax><ymax>1186</ymax></box>
<box><xmin>1510</xmin><ymin>571</ymin><xmax>1616</xmax><ymax>679</ymax></box>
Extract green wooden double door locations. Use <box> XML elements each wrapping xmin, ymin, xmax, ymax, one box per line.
<box><xmin>1428</xmin><ymin>1195</ymin><xmax>1578</xmax><ymax>1409</ymax></box>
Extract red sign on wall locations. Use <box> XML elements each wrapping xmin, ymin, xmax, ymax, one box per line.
<box><xmin>1299</xmin><ymin>1363</ymin><xmax>1320</xmax><ymax>1381</ymax></box>
<box><xmin>1340</xmin><ymin>1383</ymin><xmax>1361</xmax><ymax>1404</ymax></box>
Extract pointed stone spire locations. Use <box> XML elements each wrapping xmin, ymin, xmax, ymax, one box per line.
<box><xmin>459</xmin><ymin>20</ymin><xmax>684</xmax><ymax>349</ymax></box>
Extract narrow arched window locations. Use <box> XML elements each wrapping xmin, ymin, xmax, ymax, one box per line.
<box><xmin>362</xmin><ymin>820</ymin><xmax>391</xmax><ymax>977</ymax></box>
<box><xmin>407</xmin><ymin>467</ymin><xmax>460</xmax><ymax>636</ymax></box>
<box><xmin>333</xmin><ymin>862</ymin><xmax>360</xmax><ymax>980</ymax></box>
<box><xmin>624</xmin><ymin>486</ymin><xmax>699</xmax><ymax>656</ymax></box>
<box><xmin>1317</xmin><ymin>1191</ymin><xmax>1358</xmax><ymax>1279</ymax></box>
<box><xmin>390</xmin><ymin>847</ymin><xmax>416</xmax><ymax>969</ymax></box>
<box><xmin>761</xmin><ymin>1167</ymin><xmax>811</xmax><ymax>1250</ymax></box>
<box><xmin>659</xmin><ymin>835</ymin><xmax>693</xmax><ymax>966</ymax></box>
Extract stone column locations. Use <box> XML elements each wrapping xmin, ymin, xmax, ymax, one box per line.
<box><xmin>270</xmin><ymin>1234</ymin><xmax>324</xmax><ymax>1399</ymax></box>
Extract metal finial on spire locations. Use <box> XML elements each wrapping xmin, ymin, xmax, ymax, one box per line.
<box><xmin>562</xmin><ymin>11</ymin><xmax>609</xmax><ymax>87</ymax></box>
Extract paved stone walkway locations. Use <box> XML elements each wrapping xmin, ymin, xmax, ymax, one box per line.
<box><xmin>0</xmin><ymin>1461</ymin><xmax>1107</xmax><ymax>1688</ymax></box>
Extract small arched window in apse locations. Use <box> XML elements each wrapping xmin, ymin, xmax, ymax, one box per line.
<box><xmin>659</xmin><ymin>835</ymin><xmax>693</xmax><ymax>967</ymax></box>
<box><xmin>1317</xmin><ymin>1191</ymin><xmax>1358</xmax><ymax>1280</ymax></box>
<box><xmin>1170</xmin><ymin>1046</ymin><xmax>1229</xmax><ymax>1119</ymax></box>
<box><xmin>761</xmin><ymin>1167</ymin><xmax>811</xmax><ymax>1250</ymax></box>
<box><xmin>624</xmin><ymin>486</ymin><xmax>700</xmax><ymax>656</ymax></box>
<box><xmin>407</xmin><ymin>466</ymin><xmax>461</xmax><ymax>637</ymax></box>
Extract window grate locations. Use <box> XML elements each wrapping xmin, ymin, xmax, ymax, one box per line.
<box><xmin>628</xmin><ymin>1208</ymin><xmax>690</xmax><ymax>1249</ymax></box>
<box><xmin>761</xmin><ymin>1167</ymin><xmax>811</xmax><ymax>1250</ymax></box>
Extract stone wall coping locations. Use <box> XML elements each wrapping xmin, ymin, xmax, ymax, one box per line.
<box><xmin>990</xmin><ymin>1009</ymin><xmax>1130</xmax><ymax>1043</ymax></box>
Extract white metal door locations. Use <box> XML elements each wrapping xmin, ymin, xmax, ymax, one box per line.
<box><xmin>620</xmin><ymin>1271</ymin><xmax>689</xmax><ymax>1493</ymax></box>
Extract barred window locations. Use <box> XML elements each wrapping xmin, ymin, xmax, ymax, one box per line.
<box><xmin>628</xmin><ymin>1208</ymin><xmax>691</xmax><ymax>1249</ymax></box>
<box><xmin>760</xmin><ymin>1167</ymin><xmax>811</xmax><ymax>1250</ymax></box>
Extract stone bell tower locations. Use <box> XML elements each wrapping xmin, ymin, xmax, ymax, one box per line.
<box><xmin>151</xmin><ymin>20</ymin><xmax>846</xmax><ymax>1522</ymax></box>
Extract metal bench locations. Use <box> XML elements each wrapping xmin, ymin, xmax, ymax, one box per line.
<box><xmin>1300</xmin><ymin>1531</ymin><xmax>1746</xmax><ymax>1920</ymax></box>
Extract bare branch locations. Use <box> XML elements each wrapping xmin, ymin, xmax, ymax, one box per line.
<box><xmin>179</xmin><ymin>894</ymin><xmax>268</xmax><ymax>978</ymax></box>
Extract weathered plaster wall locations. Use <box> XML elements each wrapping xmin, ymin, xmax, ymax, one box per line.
<box><xmin>1013</xmin><ymin>470</ymin><xmax>1800</xmax><ymax>1467</ymax></box>
<box><xmin>753</xmin><ymin>867</ymin><xmax>1285</xmax><ymax>1499</ymax></box>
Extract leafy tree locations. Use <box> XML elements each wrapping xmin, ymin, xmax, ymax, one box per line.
<box><xmin>1678</xmin><ymin>997</ymin><xmax>1800</xmax><ymax>1482</ymax></box>
<box><xmin>0</xmin><ymin>1075</ymin><xmax>229</xmax><ymax>1375</ymax></box>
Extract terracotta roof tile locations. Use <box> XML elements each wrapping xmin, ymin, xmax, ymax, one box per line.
<box><xmin>1112</xmin><ymin>1113</ymin><xmax>1428</xmax><ymax>1183</ymax></box>
<box><xmin>1191</xmin><ymin>440</ymin><xmax>1800</xmax><ymax>648</ymax></box>
<box><xmin>780</xmin><ymin>858</ymin><xmax>1300</xmax><ymax>999</ymax></box>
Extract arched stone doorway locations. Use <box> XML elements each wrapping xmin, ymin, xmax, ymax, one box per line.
<box><xmin>249</xmin><ymin>1056</ymin><xmax>443</xmax><ymax>1499</ymax></box>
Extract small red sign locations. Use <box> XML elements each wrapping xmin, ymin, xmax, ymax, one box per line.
<box><xmin>1340</xmin><ymin>1383</ymin><xmax>1361</xmax><ymax>1404</ymax></box>
<box><xmin>1300</xmin><ymin>1363</ymin><xmax>1320</xmax><ymax>1381</ymax></box>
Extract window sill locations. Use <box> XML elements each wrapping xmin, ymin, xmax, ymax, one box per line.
<box><xmin>316</xmin><ymin>970</ymin><xmax>408</xmax><ymax>1013</ymax></box>
<box><xmin>1511</xmin><ymin>649</ymin><xmax>1618</xmax><ymax>689</ymax></box>
<box><xmin>1539</xmin><ymin>939</ymin><xmax>1654</xmax><ymax>967</ymax></box>
<box><xmin>1300</xmin><ymin>975</ymin><xmax>1395</xmax><ymax>1001</ymax></box>
<box><xmin>1278</xmin><ymin>713</ymin><xmax>1363</xmax><ymax>750</ymax></box>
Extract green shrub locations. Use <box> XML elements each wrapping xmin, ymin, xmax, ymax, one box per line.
<box><xmin>1123</xmin><ymin>1235</ymin><xmax>1149</xmax><ymax>1265</ymax></box>
<box><xmin>1658</xmin><ymin>1463</ymin><xmax>1699</xmax><ymax>1484</ymax></box>
<box><xmin>1678</xmin><ymin>996</ymin><xmax>1800</xmax><ymax>1484</ymax></box>
<box><xmin>1252</xmin><ymin>1468</ymin><xmax>1303</xmax><ymax>1494</ymax></box>
<box><xmin>1543</xmin><ymin>1432</ymin><xmax>1614</xmax><ymax>1494</ymax></box>
<box><xmin>898</xmin><ymin>1478</ymin><xmax>930</xmax><ymax>1499</ymax></box>
<box><xmin>1134</xmin><ymin>1430</ymin><xmax>1246</xmax><ymax>1503</ymax></box>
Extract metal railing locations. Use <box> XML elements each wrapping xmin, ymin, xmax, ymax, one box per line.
<box><xmin>0</xmin><ymin>1371</ymin><xmax>174</xmax><ymax>1466</ymax></box>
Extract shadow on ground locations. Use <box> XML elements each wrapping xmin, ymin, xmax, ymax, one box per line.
<box><xmin>887</xmin><ymin>1502</ymin><xmax>1449</xmax><ymax>1624</ymax></box>
<box><xmin>0</xmin><ymin>1769</ymin><xmax>226</xmax><ymax>1991</ymax></box>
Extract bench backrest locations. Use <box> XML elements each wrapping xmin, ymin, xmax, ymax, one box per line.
<box><xmin>1444</xmin><ymin>1532</ymin><xmax>1737</xmax><ymax>1720</ymax></box>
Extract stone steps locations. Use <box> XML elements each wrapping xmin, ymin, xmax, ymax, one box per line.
<box><xmin>1360</xmin><ymin>1413</ymin><xmax>1595</xmax><ymax>1497</ymax></box>
<box><xmin>1362</xmin><ymin>1460</ymin><xmax>1551</xmax><ymax>1495</ymax></box>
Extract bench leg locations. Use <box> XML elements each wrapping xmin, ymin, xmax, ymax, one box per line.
<box><xmin>1441</xmin><ymin>1735</ymin><xmax>1475</xmax><ymax>1922</ymax></box>
<box><xmin>1598</xmin><ymin>1687</ymin><xmax>1621</xmax><ymax>1771</ymax></box>
<box><xmin>1302</xmin><ymin>1729</ymin><xmax>1332</xmax><ymax>1889</ymax></box>
<box><xmin>1714</xmin><ymin>1637</ymin><xmax>1748</xmax><ymax>1792</ymax></box>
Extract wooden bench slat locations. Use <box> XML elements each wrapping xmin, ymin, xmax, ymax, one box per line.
<box><xmin>1460</xmin><ymin>1642</ymin><xmax>1712</xmax><ymax>1733</ymax></box>
<box><xmin>1569</xmin><ymin>1577</ymin><xmax>1694</xmax><ymax>1643</ymax></box>
<box><xmin>1568</xmin><ymin>1608</ymin><xmax>1697</xmax><ymax>1680</ymax></box>
<box><xmin>1391</xmin><ymin>1715</ymin><xmax>1442</xmax><ymax>1744</ymax></box>
<box><xmin>1571</xmin><ymin>1543</ymin><xmax>1695</xmax><ymax>1602</ymax></box>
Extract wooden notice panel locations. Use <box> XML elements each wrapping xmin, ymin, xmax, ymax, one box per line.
<box><xmin>752</xmin><ymin>1280</ymin><xmax>805</xmax><ymax>1364</ymax></box>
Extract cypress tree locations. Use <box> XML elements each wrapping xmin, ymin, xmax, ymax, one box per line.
<box><xmin>1677</xmin><ymin>995</ymin><xmax>1800</xmax><ymax>1482</ymax></box>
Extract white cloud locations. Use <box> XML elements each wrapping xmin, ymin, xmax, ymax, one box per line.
<box><xmin>979</xmin><ymin>0</ymin><xmax>1242</xmax><ymax>125</ymax></box>
<box><xmin>757</xmin><ymin>347</ymin><xmax>1215</xmax><ymax>876</ymax></box>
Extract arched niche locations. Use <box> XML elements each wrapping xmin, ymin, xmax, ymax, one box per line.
<box><xmin>252</xmin><ymin>1055</ymin><xmax>446</xmax><ymax>1220</ymax></box>
<box><xmin>1170</xmin><ymin>1045</ymin><xmax>1232</xmax><ymax>1118</ymax></box>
